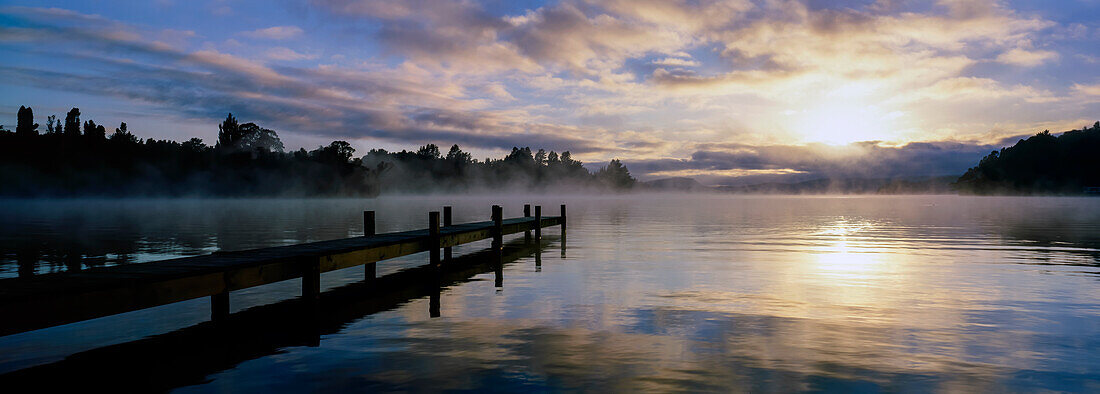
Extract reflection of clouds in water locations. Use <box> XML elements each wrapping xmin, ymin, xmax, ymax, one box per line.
<box><xmin>6</xmin><ymin>196</ymin><xmax>1100</xmax><ymax>391</ymax></box>
<box><xmin>196</xmin><ymin>310</ymin><xmax>1089</xmax><ymax>392</ymax></box>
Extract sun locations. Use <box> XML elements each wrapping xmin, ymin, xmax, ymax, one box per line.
<box><xmin>790</xmin><ymin>102</ymin><xmax>901</xmax><ymax>145</ymax></box>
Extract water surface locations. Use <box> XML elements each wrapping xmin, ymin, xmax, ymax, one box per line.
<box><xmin>1</xmin><ymin>196</ymin><xmax>1098</xmax><ymax>391</ymax></box>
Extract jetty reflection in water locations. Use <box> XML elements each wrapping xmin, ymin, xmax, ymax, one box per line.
<box><xmin>0</xmin><ymin>196</ymin><xmax>1098</xmax><ymax>391</ymax></box>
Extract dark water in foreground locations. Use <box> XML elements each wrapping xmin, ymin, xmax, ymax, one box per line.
<box><xmin>1</xmin><ymin>196</ymin><xmax>1099</xmax><ymax>391</ymax></box>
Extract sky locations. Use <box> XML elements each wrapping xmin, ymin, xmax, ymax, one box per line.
<box><xmin>0</xmin><ymin>0</ymin><xmax>1097</xmax><ymax>185</ymax></box>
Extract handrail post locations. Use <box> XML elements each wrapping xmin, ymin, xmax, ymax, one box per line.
<box><xmin>364</xmin><ymin>210</ymin><xmax>376</xmax><ymax>281</ymax></box>
<box><xmin>534</xmin><ymin>205</ymin><xmax>542</xmax><ymax>241</ymax></box>
<box><xmin>429</xmin><ymin>211</ymin><xmax>440</xmax><ymax>266</ymax></box>
<box><xmin>443</xmin><ymin>206</ymin><xmax>452</xmax><ymax>261</ymax></box>
<box><xmin>523</xmin><ymin>204</ymin><xmax>532</xmax><ymax>243</ymax></box>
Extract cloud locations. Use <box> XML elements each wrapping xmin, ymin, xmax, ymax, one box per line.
<box><xmin>242</xmin><ymin>25</ymin><xmax>304</xmax><ymax>40</ymax></box>
<box><xmin>995</xmin><ymin>48</ymin><xmax>1058</xmax><ymax>66</ymax></box>
<box><xmin>0</xmin><ymin>7</ymin><xmax>605</xmax><ymax>154</ymax></box>
<box><xmin>650</xmin><ymin>57</ymin><xmax>699</xmax><ymax>67</ymax></box>
<box><xmin>1072</xmin><ymin>83</ymin><xmax>1100</xmax><ymax>96</ymax></box>
<box><xmin>266</xmin><ymin>47</ymin><xmax>319</xmax><ymax>61</ymax></box>
<box><xmin>3</xmin><ymin>2</ymin><xmax>1094</xmax><ymax>183</ymax></box>
<box><xmin>903</xmin><ymin>77</ymin><xmax>1058</xmax><ymax>104</ymax></box>
<box><xmin>626</xmin><ymin>140</ymin><xmax>1006</xmax><ymax>185</ymax></box>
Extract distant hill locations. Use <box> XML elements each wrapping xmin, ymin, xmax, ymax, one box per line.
<box><xmin>717</xmin><ymin>176</ymin><xmax>957</xmax><ymax>194</ymax></box>
<box><xmin>641</xmin><ymin>177</ymin><xmax>716</xmax><ymax>192</ymax></box>
<box><xmin>953</xmin><ymin>122</ymin><xmax>1100</xmax><ymax>195</ymax></box>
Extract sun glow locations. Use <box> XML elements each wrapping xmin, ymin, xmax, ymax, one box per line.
<box><xmin>791</xmin><ymin>102</ymin><xmax>902</xmax><ymax>146</ymax></box>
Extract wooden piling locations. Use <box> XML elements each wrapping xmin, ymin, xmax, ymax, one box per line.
<box><xmin>363</xmin><ymin>210</ymin><xmax>375</xmax><ymax>236</ymax></box>
<box><xmin>524</xmin><ymin>204</ymin><xmax>532</xmax><ymax>243</ymax></box>
<box><xmin>492</xmin><ymin>205</ymin><xmax>503</xmax><ymax>250</ymax></box>
<box><xmin>443</xmin><ymin>206</ymin><xmax>452</xmax><ymax>261</ymax></box>
<box><xmin>364</xmin><ymin>210</ymin><xmax>376</xmax><ymax>281</ymax></box>
<box><xmin>429</xmin><ymin>211</ymin><xmax>440</xmax><ymax>266</ymax></box>
<box><xmin>561</xmin><ymin>204</ymin><xmax>567</xmax><ymax>258</ymax></box>
<box><xmin>534</xmin><ymin>205</ymin><xmax>542</xmax><ymax>241</ymax></box>
<box><xmin>560</xmin><ymin>204</ymin><xmax>567</xmax><ymax>235</ymax></box>
<box><xmin>492</xmin><ymin>205</ymin><xmax>504</xmax><ymax>281</ymax></box>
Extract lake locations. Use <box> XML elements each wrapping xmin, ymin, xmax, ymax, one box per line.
<box><xmin>1</xmin><ymin>195</ymin><xmax>1098</xmax><ymax>391</ymax></box>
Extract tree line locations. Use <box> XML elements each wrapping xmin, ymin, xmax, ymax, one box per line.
<box><xmin>0</xmin><ymin>106</ymin><xmax>636</xmax><ymax>196</ymax></box>
<box><xmin>953</xmin><ymin>122</ymin><xmax>1100</xmax><ymax>195</ymax></box>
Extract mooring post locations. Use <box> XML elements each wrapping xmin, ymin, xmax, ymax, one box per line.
<box><xmin>302</xmin><ymin>258</ymin><xmax>320</xmax><ymax>301</ymax></box>
<box><xmin>443</xmin><ymin>206</ymin><xmax>452</xmax><ymax>261</ymax></box>
<box><xmin>534</xmin><ymin>205</ymin><xmax>542</xmax><ymax>241</ymax></box>
<box><xmin>524</xmin><ymin>204</ymin><xmax>532</xmax><ymax>243</ymax></box>
<box><xmin>429</xmin><ymin>211</ymin><xmax>441</xmax><ymax>266</ymax></box>
<box><xmin>364</xmin><ymin>210</ymin><xmax>376</xmax><ymax>281</ymax></box>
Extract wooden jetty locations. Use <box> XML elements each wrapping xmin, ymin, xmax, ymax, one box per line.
<box><xmin>1</xmin><ymin>236</ymin><xmax>558</xmax><ymax>391</ymax></box>
<box><xmin>0</xmin><ymin>204</ymin><xmax>565</xmax><ymax>337</ymax></box>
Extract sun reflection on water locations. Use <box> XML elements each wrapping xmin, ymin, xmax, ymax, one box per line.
<box><xmin>809</xmin><ymin>219</ymin><xmax>894</xmax><ymax>278</ymax></box>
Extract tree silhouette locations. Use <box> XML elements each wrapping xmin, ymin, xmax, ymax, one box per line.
<box><xmin>63</xmin><ymin>108</ymin><xmax>81</xmax><ymax>137</ymax></box>
<box><xmin>46</xmin><ymin>115</ymin><xmax>59</xmax><ymax>134</ymax></box>
<box><xmin>236</xmin><ymin>122</ymin><xmax>284</xmax><ymax>153</ymax></box>
<box><xmin>446</xmin><ymin>144</ymin><xmax>473</xmax><ymax>164</ymax></box>
<box><xmin>314</xmin><ymin>141</ymin><xmax>355</xmax><ymax>163</ymax></box>
<box><xmin>110</xmin><ymin>122</ymin><xmax>139</xmax><ymax>144</ymax></box>
<box><xmin>596</xmin><ymin>159</ymin><xmax>636</xmax><ymax>190</ymax></box>
<box><xmin>534</xmin><ymin>149</ymin><xmax>547</xmax><ymax>166</ymax></box>
<box><xmin>182</xmin><ymin>138</ymin><xmax>207</xmax><ymax>152</ymax></box>
<box><xmin>954</xmin><ymin>122</ymin><xmax>1100</xmax><ymax>194</ymax></box>
<box><xmin>16</xmin><ymin>106</ymin><xmax>38</xmax><ymax>137</ymax></box>
<box><xmin>416</xmin><ymin>144</ymin><xmax>441</xmax><ymax>160</ymax></box>
<box><xmin>1</xmin><ymin>104</ymin><xmax>643</xmax><ymax>196</ymax></box>
<box><xmin>215</xmin><ymin>113</ymin><xmax>241</xmax><ymax>151</ymax></box>
<box><xmin>83</xmin><ymin>120</ymin><xmax>106</xmax><ymax>140</ymax></box>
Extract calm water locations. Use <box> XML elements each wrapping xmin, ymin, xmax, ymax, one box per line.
<box><xmin>1</xmin><ymin>196</ymin><xmax>1099</xmax><ymax>391</ymax></box>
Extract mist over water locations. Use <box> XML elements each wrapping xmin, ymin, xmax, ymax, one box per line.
<box><xmin>1</xmin><ymin>195</ymin><xmax>1099</xmax><ymax>391</ymax></box>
